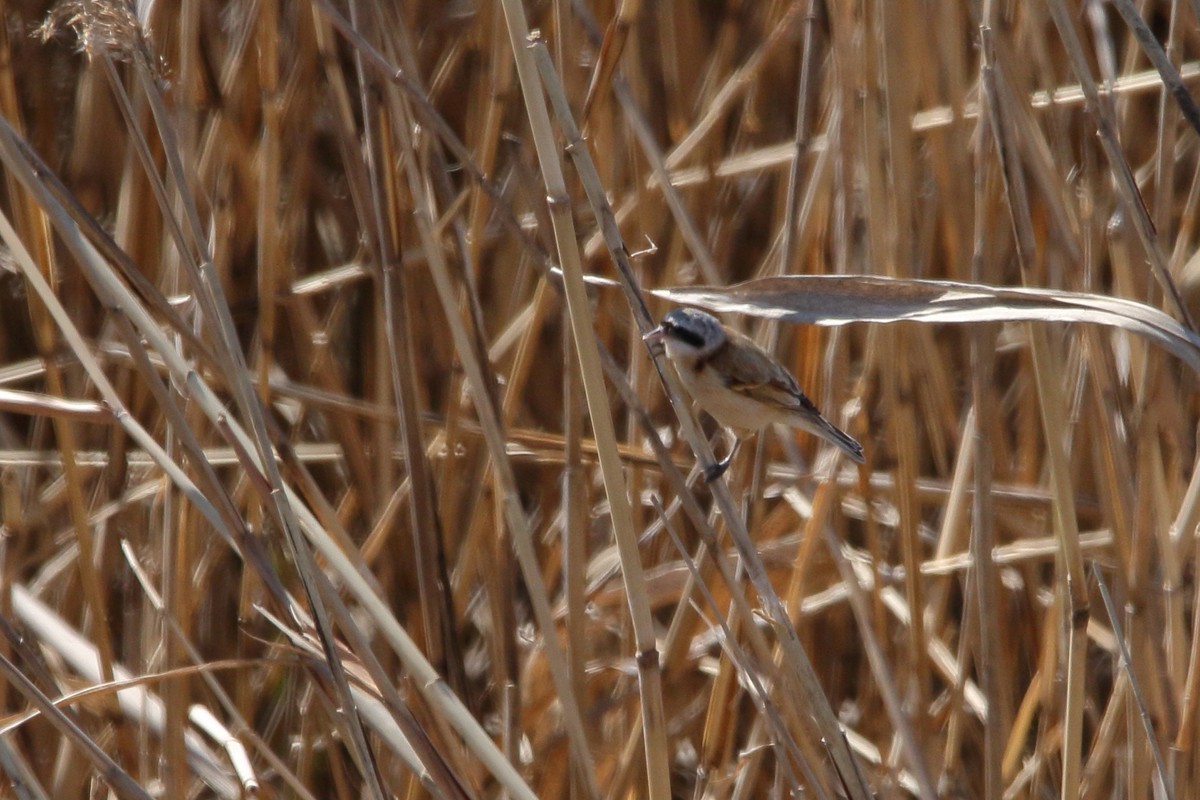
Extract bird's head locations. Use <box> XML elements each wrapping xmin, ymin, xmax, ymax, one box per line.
<box><xmin>644</xmin><ymin>308</ymin><xmax>727</xmax><ymax>361</ymax></box>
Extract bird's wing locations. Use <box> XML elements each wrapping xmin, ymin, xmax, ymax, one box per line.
<box><xmin>749</xmin><ymin>376</ymin><xmax>822</xmax><ymax>415</ymax></box>
<box><xmin>709</xmin><ymin>331</ymin><xmax>864</xmax><ymax>462</ymax></box>
<box><xmin>715</xmin><ymin>333</ymin><xmax>818</xmax><ymax>412</ymax></box>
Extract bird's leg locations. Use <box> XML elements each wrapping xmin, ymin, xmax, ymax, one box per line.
<box><xmin>704</xmin><ymin>430</ymin><xmax>741</xmax><ymax>483</ymax></box>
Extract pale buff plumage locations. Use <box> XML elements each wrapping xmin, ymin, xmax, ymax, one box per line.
<box><xmin>645</xmin><ymin>308</ymin><xmax>864</xmax><ymax>470</ymax></box>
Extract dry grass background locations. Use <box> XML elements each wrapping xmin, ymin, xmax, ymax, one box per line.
<box><xmin>1</xmin><ymin>0</ymin><xmax>1200</xmax><ymax>797</ymax></box>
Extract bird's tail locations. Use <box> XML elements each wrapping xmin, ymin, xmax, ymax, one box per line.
<box><xmin>811</xmin><ymin>414</ymin><xmax>865</xmax><ymax>464</ymax></box>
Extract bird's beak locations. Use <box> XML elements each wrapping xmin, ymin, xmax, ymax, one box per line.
<box><xmin>643</xmin><ymin>326</ymin><xmax>666</xmax><ymax>344</ymax></box>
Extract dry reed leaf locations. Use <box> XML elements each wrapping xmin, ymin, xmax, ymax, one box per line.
<box><xmin>654</xmin><ymin>274</ymin><xmax>1200</xmax><ymax>371</ymax></box>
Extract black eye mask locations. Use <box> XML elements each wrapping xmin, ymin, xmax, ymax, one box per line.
<box><xmin>667</xmin><ymin>323</ymin><xmax>707</xmax><ymax>349</ymax></box>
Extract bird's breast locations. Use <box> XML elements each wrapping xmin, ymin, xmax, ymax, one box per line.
<box><xmin>676</xmin><ymin>360</ymin><xmax>772</xmax><ymax>432</ymax></box>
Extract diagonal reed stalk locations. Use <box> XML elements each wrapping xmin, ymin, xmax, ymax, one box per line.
<box><xmin>496</xmin><ymin>4</ymin><xmax>670</xmax><ymax>795</ymax></box>
<box><xmin>524</xmin><ymin>16</ymin><xmax>882</xmax><ymax>800</ymax></box>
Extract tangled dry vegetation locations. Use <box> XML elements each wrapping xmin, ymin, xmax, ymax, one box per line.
<box><xmin>2</xmin><ymin>0</ymin><xmax>1200</xmax><ymax>798</ymax></box>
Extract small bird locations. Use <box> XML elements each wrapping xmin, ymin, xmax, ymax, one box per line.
<box><xmin>644</xmin><ymin>307</ymin><xmax>864</xmax><ymax>478</ymax></box>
